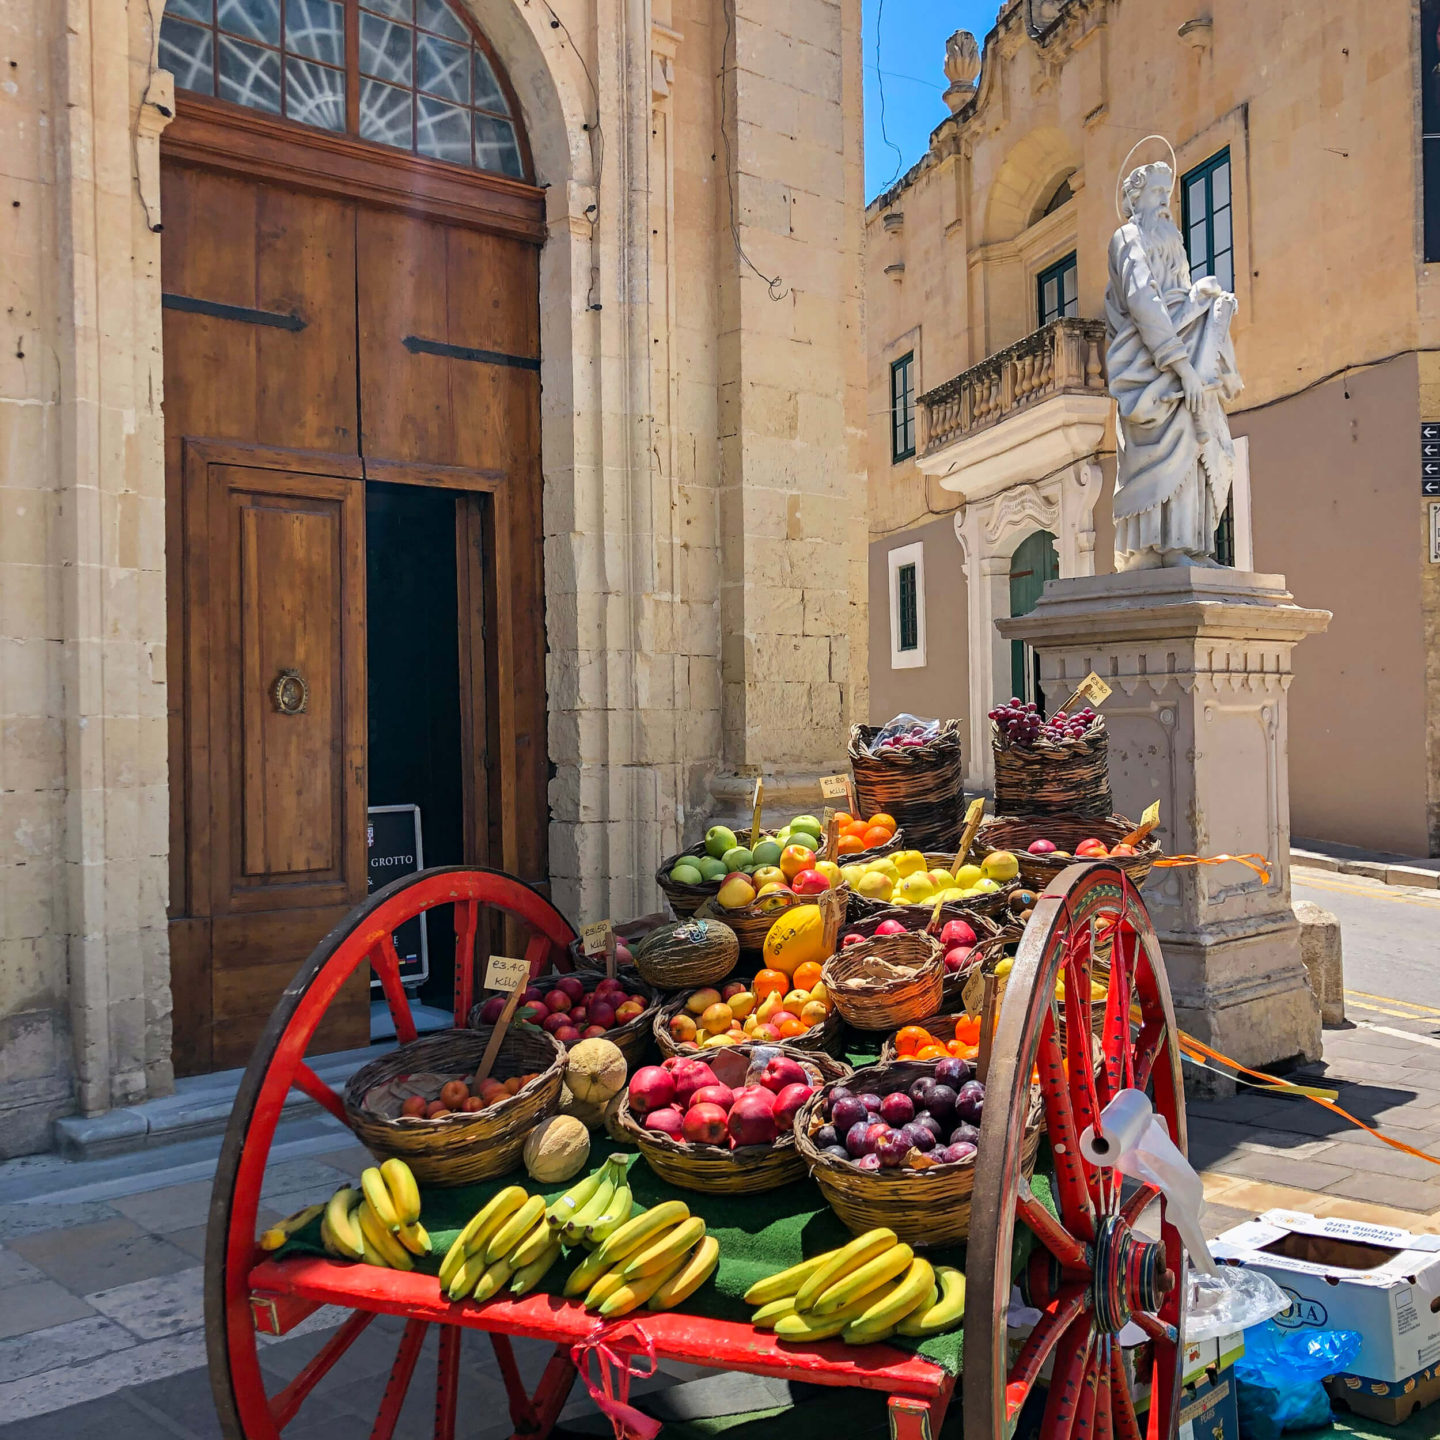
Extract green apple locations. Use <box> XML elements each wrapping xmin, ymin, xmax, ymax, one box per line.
<box><xmin>751</xmin><ymin>838</ymin><xmax>783</xmax><ymax>868</ymax></box>
<box><xmin>789</xmin><ymin>814</ymin><xmax>824</xmax><ymax>839</ymax></box>
<box><xmin>705</xmin><ymin>824</ymin><xmax>738</xmax><ymax>859</ymax></box>
<box><xmin>697</xmin><ymin>855</ymin><xmax>728</xmax><ymax>881</ymax></box>
<box><xmin>721</xmin><ymin>846</ymin><xmax>754</xmax><ymax>872</ymax></box>
<box><xmin>670</xmin><ymin>862</ymin><xmax>704</xmax><ymax>885</ymax></box>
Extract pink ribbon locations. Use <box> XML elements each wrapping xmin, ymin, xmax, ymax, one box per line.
<box><xmin>570</xmin><ymin>1319</ymin><xmax>663</xmax><ymax>1440</ymax></box>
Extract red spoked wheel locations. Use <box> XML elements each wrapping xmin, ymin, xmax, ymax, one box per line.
<box><xmin>204</xmin><ymin>866</ymin><xmax>578</xmax><ymax>1440</ymax></box>
<box><xmin>962</xmin><ymin>862</ymin><xmax>1188</xmax><ymax>1440</ymax></box>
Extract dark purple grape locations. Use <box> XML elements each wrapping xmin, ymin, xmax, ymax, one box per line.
<box><xmin>954</xmin><ymin>1080</ymin><xmax>985</xmax><ymax>1124</ymax></box>
<box><xmin>854</xmin><ymin>1153</ymin><xmax>882</xmax><ymax>1172</ymax></box>
<box><xmin>925</xmin><ymin>1083</ymin><xmax>958</xmax><ymax>1126</ymax></box>
<box><xmin>933</xmin><ymin>1056</ymin><xmax>971</xmax><ymax>1088</ymax></box>
<box><xmin>814</xmin><ymin>1124</ymin><xmax>839</xmax><ymax>1150</ymax></box>
<box><xmin>949</xmin><ymin>1121</ymin><xmax>980</xmax><ymax>1147</ymax></box>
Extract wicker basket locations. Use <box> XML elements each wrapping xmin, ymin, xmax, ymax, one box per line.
<box><xmin>468</xmin><ymin>967</ymin><xmax>657</xmax><ymax>1071</ymax></box>
<box><xmin>651</xmin><ymin>990</ymin><xmax>845</xmax><ymax>1060</ymax></box>
<box><xmin>848</xmin><ymin>721</ymin><xmax>966</xmax><ymax>853</ymax></box>
<box><xmin>614</xmin><ymin>1044</ymin><xmax>850</xmax><ymax>1194</ymax></box>
<box><xmin>630</xmin><ymin>917</ymin><xmax>740</xmax><ymax>992</ymax></box>
<box><xmin>795</xmin><ymin>1061</ymin><xmax>1043</xmax><ymax>1248</ymax></box>
<box><xmin>656</xmin><ymin>828</ymin><xmax>825</xmax><ymax>919</ymax></box>
<box><xmin>973</xmin><ymin>814</ymin><xmax>1161</xmax><ymax>888</ymax></box>
<box><xmin>992</xmin><ymin>720</ymin><xmax>1112</xmax><ymax>819</ymax></box>
<box><xmin>693</xmin><ymin>892</ymin><xmax>808</xmax><ymax>953</ymax></box>
<box><xmin>565</xmin><ymin>915</ymin><xmax>670</xmax><ymax>970</ymax></box>
<box><xmin>343</xmin><ymin>1027</ymin><xmax>564</xmax><ymax>1186</ymax></box>
<box><xmin>821</xmin><ymin>932</ymin><xmax>944</xmax><ymax>1031</ymax></box>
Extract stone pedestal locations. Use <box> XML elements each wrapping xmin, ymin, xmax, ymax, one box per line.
<box><xmin>998</xmin><ymin>568</ymin><xmax>1332</xmax><ymax>1089</ymax></box>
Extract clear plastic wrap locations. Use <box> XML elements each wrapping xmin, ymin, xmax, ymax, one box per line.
<box><xmin>1184</xmin><ymin>1265</ymin><xmax>1290</xmax><ymax>1342</ymax></box>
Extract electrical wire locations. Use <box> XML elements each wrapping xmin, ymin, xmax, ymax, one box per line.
<box><xmin>719</xmin><ymin>0</ymin><xmax>787</xmax><ymax>301</ymax></box>
<box><xmin>874</xmin><ymin>0</ymin><xmax>905</xmax><ymax>190</ymax></box>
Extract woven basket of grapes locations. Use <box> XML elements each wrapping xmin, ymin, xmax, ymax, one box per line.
<box><xmin>990</xmin><ymin>700</ymin><xmax>1111</xmax><ymax>819</ymax></box>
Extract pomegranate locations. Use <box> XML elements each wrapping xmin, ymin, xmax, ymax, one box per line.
<box><xmin>727</xmin><ymin>1089</ymin><xmax>779</xmax><ymax>1146</ymax></box>
<box><xmin>627</xmin><ymin>1065</ymin><xmax>676</xmax><ymax>1115</ymax></box>
<box><xmin>683</xmin><ymin>1102</ymin><xmax>730</xmax><ymax>1145</ymax></box>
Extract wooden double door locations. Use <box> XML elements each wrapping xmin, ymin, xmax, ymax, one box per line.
<box><xmin>162</xmin><ymin>154</ymin><xmax>548</xmax><ymax>1074</ymax></box>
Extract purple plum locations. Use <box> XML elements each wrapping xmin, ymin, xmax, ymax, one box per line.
<box><xmin>875</xmin><ymin>1129</ymin><xmax>910</xmax><ymax>1168</ymax></box>
<box><xmin>813</xmin><ymin>1123</ymin><xmax>839</xmax><ymax>1150</ymax></box>
<box><xmin>909</xmin><ymin>1077</ymin><xmax>937</xmax><ymax>1109</ymax></box>
<box><xmin>925</xmin><ymin>1084</ymin><xmax>958</xmax><ymax>1126</ymax></box>
<box><xmin>831</xmin><ymin>1095</ymin><xmax>868</xmax><ymax>1138</ymax></box>
<box><xmin>934</xmin><ymin>1056</ymin><xmax>971</xmax><ymax>1089</ymax></box>
<box><xmin>879</xmin><ymin>1092</ymin><xmax>915</xmax><ymax>1127</ymax></box>
<box><xmin>854</xmin><ymin>1153</ymin><xmax>882</xmax><ymax>1172</ymax></box>
<box><xmin>901</xmin><ymin>1122</ymin><xmax>935</xmax><ymax>1153</ymax></box>
<box><xmin>821</xmin><ymin>1145</ymin><xmax>851</xmax><ymax>1162</ymax></box>
<box><xmin>949</xmin><ymin>1121</ymin><xmax>980</xmax><ymax>1148</ymax></box>
<box><xmin>857</xmin><ymin>1092</ymin><xmax>883</xmax><ymax>1114</ymax></box>
<box><xmin>955</xmin><ymin>1080</ymin><xmax>985</xmax><ymax>1124</ymax></box>
<box><xmin>845</xmin><ymin>1121</ymin><xmax>877</xmax><ymax>1158</ymax></box>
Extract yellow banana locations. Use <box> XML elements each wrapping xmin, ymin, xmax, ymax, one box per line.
<box><xmin>812</xmin><ymin>1243</ymin><xmax>915</xmax><ymax>1315</ymax></box>
<box><xmin>470</xmin><ymin>1257</ymin><xmax>516</xmax><ymax>1303</ymax></box>
<box><xmin>749</xmin><ymin>1295</ymin><xmax>799</xmax><ymax>1329</ymax></box>
<box><xmin>360</xmin><ymin>1231</ymin><xmax>389</xmax><ymax>1267</ymax></box>
<box><xmin>794</xmin><ymin>1229</ymin><xmax>898</xmax><ymax>1312</ymax></box>
<box><xmin>323</xmin><ymin>1186</ymin><xmax>365</xmax><ymax>1261</ymax></box>
<box><xmin>561</xmin><ymin>1165</ymin><xmax>619</xmax><ymax>1243</ymax></box>
<box><xmin>591</xmin><ymin>1201</ymin><xmax>691</xmax><ymax>1270</ymax></box>
<box><xmin>897</xmin><ymin>1266</ymin><xmax>966</xmax><ymax>1337</ymax></box>
<box><xmin>446</xmin><ymin>1251</ymin><xmax>490</xmax><ymax>1301</ymax></box>
<box><xmin>585</xmin><ymin>1265</ymin><xmax>632</xmax><ymax>1311</ymax></box>
<box><xmin>360</xmin><ymin>1167</ymin><xmax>402</xmax><ymax>1232</ymax></box>
<box><xmin>648</xmin><ymin>1236</ymin><xmax>720</xmax><ymax>1310</ymax></box>
<box><xmin>486</xmin><ymin>1196</ymin><xmax>548</xmax><ymax>1265</ymax></box>
<box><xmin>743</xmin><ymin>1253</ymin><xmax>829</xmax><ymax>1308</ymax></box>
<box><xmin>842</xmin><ymin>1258</ymin><xmax>934</xmax><ymax>1342</ymax></box>
<box><xmin>509</xmin><ymin>1239</ymin><xmax>563</xmax><ymax>1296</ymax></box>
<box><xmin>620</xmin><ymin>1217</ymin><xmax>707</xmax><ymax>1280</ymax></box>
<box><xmin>509</xmin><ymin>1215</ymin><xmax>559</xmax><ymax>1269</ymax></box>
<box><xmin>584</xmin><ymin>1180</ymin><xmax>633</xmax><ymax>1246</ymax></box>
<box><xmin>380</xmin><ymin>1158</ymin><xmax>421</xmax><ymax>1226</ymax></box>
<box><xmin>358</xmin><ymin>1200</ymin><xmax>414</xmax><ymax>1270</ymax></box>
<box><xmin>774</xmin><ymin>1287</ymin><xmax>892</xmax><ymax>1343</ymax></box>
<box><xmin>396</xmin><ymin>1221</ymin><xmax>431</xmax><ymax>1257</ymax></box>
<box><xmin>260</xmin><ymin>1202</ymin><xmax>325</xmax><ymax>1251</ymax></box>
<box><xmin>598</xmin><ymin>1253</ymin><xmax>689</xmax><ymax>1318</ymax></box>
<box><xmin>565</xmin><ymin>1244</ymin><xmax>617</xmax><ymax>1299</ymax></box>
<box><xmin>438</xmin><ymin>1186</ymin><xmax>529</xmax><ymax>1288</ymax></box>
<box><xmin>319</xmin><ymin>1215</ymin><xmax>338</xmax><ymax>1257</ymax></box>
<box><xmin>547</xmin><ymin>1159</ymin><xmax>613</xmax><ymax>1228</ymax></box>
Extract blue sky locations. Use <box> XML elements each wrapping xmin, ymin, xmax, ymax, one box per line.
<box><xmin>863</xmin><ymin>1</ymin><xmax>1002</xmax><ymax>200</ymax></box>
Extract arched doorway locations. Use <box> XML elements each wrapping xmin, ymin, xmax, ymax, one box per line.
<box><xmin>1008</xmin><ymin>529</ymin><xmax>1058</xmax><ymax>708</ymax></box>
<box><xmin>158</xmin><ymin>0</ymin><xmax>549</xmax><ymax>1073</ymax></box>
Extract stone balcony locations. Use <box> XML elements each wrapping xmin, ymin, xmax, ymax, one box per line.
<box><xmin>915</xmin><ymin>317</ymin><xmax>1111</xmax><ymax>502</ymax></box>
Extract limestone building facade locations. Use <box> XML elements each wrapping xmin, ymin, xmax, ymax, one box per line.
<box><xmin>0</xmin><ymin>0</ymin><xmax>866</xmax><ymax>1155</ymax></box>
<box><xmin>866</xmin><ymin>0</ymin><xmax>1440</xmax><ymax>859</ymax></box>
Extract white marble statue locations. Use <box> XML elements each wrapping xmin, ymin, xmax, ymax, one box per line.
<box><xmin>1105</xmin><ymin>161</ymin><xmax>1243</xmax><ymax>569</ymax></box>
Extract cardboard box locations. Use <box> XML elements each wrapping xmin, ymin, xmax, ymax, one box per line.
<box><xmin>1178</xmin><ymin>1367</ymin><xmax>1240</xmax><ymax>1440</ymax></box>
<box><xmin>1326</xmin><ymin>1366</ymin><xmax>1440</xmax><ymax>1427</ymax></box>
<box><xmin>1211</xmin><ymin>1210</ymin><xmax>1440</xmax><ymax>1384</ymax></box>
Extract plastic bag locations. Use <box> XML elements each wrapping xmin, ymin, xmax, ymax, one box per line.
<box><xmin>1233</xmin><ymin>1321</ymin><xmax>1362</xmax><ymax>1439</ymax></box>
<box><xmin>1185</xmin><ymin>1265</ymin><xmax>1291</xmax><ymax>1342</ymax></box>
<box><xmin>870</xmin><ymin>714</ymin><xmax>941</xmax><ymax>752</ymax></box>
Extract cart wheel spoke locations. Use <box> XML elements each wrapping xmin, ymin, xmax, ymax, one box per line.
<box><xmin>269</xmin><ymin>1310</ymin><xmax>375</xmax><ymax>1429</ymax></box>
<box><xmin>1072</xmin><ymin>1340</ymin><xmax>1102</xmax><ymax>1440</ymax></box>
<box><xmin>1037</xmin><ymin>1312</ymin><xmax>1095</xmax><ymax>1440</ymax></box>
<box><xmin>291</xmin><ymin>1062</ymin><xmax>351</xmax><ymax>1128</ymax></box>
<box><xmin>1092</xmin><ymin>1342</ymin><xmax>1115</xmax><ymax>1440</ymax></box>
<box><xmin>1063</xmin><ymin>941</ymin><xmax>1101</xmax><ymax>1176</ymax></box>
<box><xmin>1097</xmin><ymin>927</ymin><xmax>1135</xmax><ymax>1107</ymax></box>
<box><xmin>1131</xmin><ymin>1018</ymin><xmax>1166</xmax><ymax>1093</ymax></box>
<box><xmin>1038</xmin><ymin>1009</ymin><xmax>1096</xmax><ymax>1242</ymax></box>
<box><xmin>1017</xmin><ymin>1184</ymin><xmax>1089</xmax><ymax>1273</ymax></box>
<box><xmin>374</xmin><ymin>933</ymin><xmax>419</xmax><ymax>1044</ymax></box>
<box><xmin>1109</xmin><ymin>1344</ymin><xmax>1144</xmax><ymax>1440</ymax></box>
<box><xmin>1005</xmin><ymin>1283</ymin><xmax>1088</xmax><ymax>1420</ymax></box>
<box><xmin>370</xmin><ymin>1319</ymin><xmax>429</xmax><ymax>1440</ymax></box>
<box><xmin>523</xmin><ymin>929</ymin><xmax>555</xmax><ymax>979</ymax></box>
<box><xmin>434</xmin><ymin>1325</ymin><xmax>460</xmax><ymax>1440</ymax></box>
<box><xmin>1119</xmin><ymin>1182</ymin><xmax>1161</xmax><ymax>1229</ymax></box>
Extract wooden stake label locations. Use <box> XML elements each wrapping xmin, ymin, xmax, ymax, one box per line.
<box><xmin>581</xmin><ymin>919</ymin><xmax>617</xmax><ymax>979</ymax></box>
<box><xmin>822</xmin><ymin>807</ymin><xmax>841</xmax><ymax>861</ymax></box>
<box><xmin>952</xmin><ymin>796</ymin><xmax>986</xmax><ymax>874</ymax></box>
<box><xmin>749</xmin><ymin>776</ymin><xmax>765</xmax><ymax>845</ymax></box>
<box><xmin>473</xmin><ymin>963</ymin><xmax>529</xmax><ymax>1086</ymax></box>
<box><xmin>1119</xmin><ymin>801</ymin><xmax>1161</xmax><ymax>848</ymax></box>
<box><xmin>1060</xmin><ymin>670</ymin><xmax>1113</xmax><ymax>716</ymax></box>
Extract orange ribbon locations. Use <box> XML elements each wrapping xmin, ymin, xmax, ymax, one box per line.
<box><xmin>1151</xmin><ymin>853</ymin><xmax>1273</xmax><ymax>884</ymax></box>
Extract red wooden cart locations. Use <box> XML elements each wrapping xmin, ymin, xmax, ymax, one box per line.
<box><xmin>204</xmin><ymin>862</ymin><xmax>1189</xmax><ymax>1439</ymax></box>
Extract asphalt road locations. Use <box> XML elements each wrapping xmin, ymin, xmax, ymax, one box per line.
<box><xmin>1294</xmin><ymin>866</ymin><xmax>1440</xmax><ymax>1021</ymax></box>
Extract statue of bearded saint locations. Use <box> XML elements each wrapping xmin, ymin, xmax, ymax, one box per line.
<box><xmin>1106</xmin><ymin>161</ymin><xmax>1243</xmax><ymax>569</ymax></box>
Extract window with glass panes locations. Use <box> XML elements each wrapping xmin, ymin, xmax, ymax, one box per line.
<box><xmin>896</xmin><ymin>564</ymin><xmax>919</xmax><ymax>652</ymax></box>
<box><xmin>1181</xmin><ymin>150</ymin><xmax>1233</xmax><ymax>292</ymax></box>
<box><xmin>891</xmin><ymin>353</ymin><xmax>916</xmax><ymax>462</ymax></box>
<box><xmin>1036</xmin><ymin>253</ymin><xmax>1077</xmax><ymax>326</ymax></box>
<box><xmin>159</xmin><ymin>0</ymin><xmax>525</xmax><ymax>178</ymax></box>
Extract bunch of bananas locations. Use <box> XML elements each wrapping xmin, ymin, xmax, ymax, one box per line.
<box><xmin>743</xmin><ymin>1228</ymin><xmax>965</xmax><ymax>1345</ymax></box>
<box><xmin>437</xmin><ymin>1186</ymin><xmax>566</xmax><ymax>1302</ymax></box>
<box><xmin>318</xmin><ymin>1160</ymin><xmax>430</xmax><ymax>1269</ymax></box>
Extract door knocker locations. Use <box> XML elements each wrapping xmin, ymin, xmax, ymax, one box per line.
<box><xmin>271</xmin><ymin>668</ymin><xmax>309</xmax><ymax>716</ymax></box>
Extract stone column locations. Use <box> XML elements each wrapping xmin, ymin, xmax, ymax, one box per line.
<box><xmin>999</xmin><ymin>568</ymin><xmax>1331</xmax><ymax>1087</ymax></box>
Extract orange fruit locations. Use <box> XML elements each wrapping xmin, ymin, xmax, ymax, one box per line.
<box><xmin>843</xmin><ymin>820</ymin><xmax>870</xmax><ymax>838</ymax></box>
<box><xmin>916</xmin><ymin>1043</ymin><xmax>947</xmax><ymax>1061</ymax></box>
<box><xmin>836</xmin><ymin>834</ymin><xmax>864</xmax><ymax>856</ymax></box>
<box><xmin>776</xmin><ymin>1013</ymin><xmax>807</xmax><ymax>1039</ymax></box>
<box><xmin>954</xmin><ymin>1015</ymin><xmax>982</xmax><ymax>1044</ymax></box>
<box><xmin>792</xmin><ymin>961</ymin><xmax>824</xmax><ymax>991</ymax></box>
<box><xmin>895</xmin><ymin>1025</ymin><xmax>931</xmax><ymax>1057</ymax></box>
<box><xmin>862</xmin><ymin>826</ymin><xmax>892</xmax><ymax>849</ymax></box>
<box><xmin>833</xmin><ymin>813</ymin><xmax>855</xmax><ymax>829</ymax></box>
<box><xmin>868</xmin><ymin>814</ymin><xmax>898</xmax><ymax>833</ymax></box>
<box><xmin>503</xmin><ymin>1076</ymin><xmax>524</xmax><ymax>1095</ymax></box>
<box><xmin>753</xmin><ymin>968</ymin><xmax>789</xmax><ymax>999</ymax></box>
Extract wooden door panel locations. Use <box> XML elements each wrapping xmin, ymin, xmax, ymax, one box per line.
<box><xmin>208</xmin><ymin>463</ymin><xmax>365</xmax><ymax>914</ymax></box>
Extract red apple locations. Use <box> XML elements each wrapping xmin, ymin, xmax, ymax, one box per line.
<box><xmin>614</xmin><ymin>1000</ymin><xmax>645</xmax><ymax>1024</ymax></box>
<box><xmin>1027</xmin><ymin>838</ymin><xmax>1057</xmax><ymax>855</ymax></box>
<box><xmin>588</xmin><ymin>1000</ymin><xmax>617</xmax><ymax>1030</ymax></box>
<box><xmin>683</xmin><ymin>1102</ymin><xmax>730</xmax><ymax>1145</ymax></box>
<box><xmin>662</xmin><ymin>1055</ymin><xmax>685</xmax><ymax>1072</ymax></box>
<box><xmin>554</xmin><ymin>1025</ymin><xmax>581</xmax><ymax>1044</ymax></box>
<box><xmin>569</xmin><ymin>1005</ymin><xmax>589</xmax><ymax>1027</ymax></box>
<box><xmin>515</xmin><ymin>1003</ymin><xmax>547</xmax><ymax>1026</ymax></box>
<box><xmin>875</xmin><ymin>919</ymin><xmax>907</xmax><ymax>937</ymax></box>
<box><xmin>595</xmin><ymin>977</ymin><xmax>626</xmax><ymax>997</ymax></box>
<box><xmin>613</xmin><ymin>941</ymin><xmax>633</xmax><ymax>965</ymax></box>
<box><xmin>791</xmin><ymin>868</ymin><xmax>831</xmax><ymax>896</ymax></box>
<box><xmin>1075</xmin><ymin>839</ymin><xmax>1109</xmax><ymax>858</ymax></box>
<box><xmin>672</xmin><ymin>1060</ymin><xmax>720</xmax><ymax>1106</ymax></box>
<box><xmin>628</xmin><ymin>1065</ymin><xmax>676</xmax><ymax>1114</ymax></box>
<box><xmin>750</xmin><ymin>1022</ymin><xmax>782</xmax><ymax>1042</ymax></box>
<box><xmin>943</xmin><ymin>944</ymin><xmax>973</xmax><ymax>974</ymax></box>
<box><xmin>722</xmin><ymin>981</ymin><xmax>748</xmax><ymax>1001</ymax></box>
<box><xmin>759</xmin><ymin>1055</ymin><xmax>808</xmax><ymax>1094</ymax></box>
<box><xmin>478</xmin><ymin>995</ymin><xmax>506</xmax><ymax>1024</ymax></box>
<box><xmin>841</xmin><ymin>932</ymin><xmax>866</xmax><ymax>948</ymax></box>
<box><xmin>644</xmin><ymin>1106</ymin><xmax>686</xmax><ymax>1138</ymax></box>
<box><xmin>542</xmin><ymin>1011</ymin><xmax>569</xmax><ymax>1034</ymax></box>
<box><xmin>772</xmin><ymin>1082</ymin><xmax>813</xmax><ymax>1128</ymax></box>
<box><xmin>582</xmin><ymin>1024</ymin><xmax>608</xmax><ymax>1039</ymax></box>
<box><xmin>939</xmin><ymin>919</ymin><xmax>977</xmax><ymax>949</ymax></box>
<box><xmin>556</xmin><ymin>975</ymin><xmax>587</xmax><ymax>1002</ymax></box>
<box><xmin>543</xmin><ymin>989</ymin><xmax>572</xmax><ymax>1014</ymax></box>
<box><xmin>727</xmin><ymin>1089</ymin><xmax>779</xmax><ymax>1146</ymax></box>
<box><xmin>688</xmin><ymin>1083</ymin><xmax>736</xmax><ymax>1112</ymax></box>
<box><xmin>522</xmin><ymin>986</ymin><xmax>547</xmax><ymax>1004</ymax></box>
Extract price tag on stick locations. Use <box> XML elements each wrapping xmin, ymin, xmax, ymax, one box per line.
<box><xmin>581</xmin><ymin>919</ymin><xmax>617</xmax><ymax>978</ymax></box>
<box><xmin>952</xmin><ymin>796</ymin><xmax>987</xmax><ymax>875</ymax></box>
<box><xmin>822</xmin><ymin>807</ymin><xmax>841</xmax><ymax>861</ymax></box>
<box><xmin>474</xmin><ymin>956</ymin><xmax>530</xmax><ymax>1086</ymax></box>
<box><xmin>820</xmin><ymin>773</ymin><xmax>856</xmax><ymax>815</ymax></box>
<box><xmin>1058</xmin><ymin>670</ymin><xmax>1113</xmax><ymax>719</ymax></box>
<box><xmin>1118</xmin><ymin>801</ymin><xmax>1161</xmax><ymax>848</ymax></box>
<box><xmin>749</xmin><ymin>776</ymin><xmax>765</xmax><ymax>846</ymax></box>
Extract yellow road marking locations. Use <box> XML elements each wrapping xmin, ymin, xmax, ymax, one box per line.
<box><xmin>1294</xmin><ymin>875</ymin><xmax>1440</xmax><ymax>907</ymax></box>
<box><xmin>1347</xmin><ymin>999</ymin><xmax>1440</xmax><ymax>1021</ymax></box>
<box><xmin>1345</xmin><ymin>989</ymin><xmax>1440</xmax><ymax>1017</ymax></box>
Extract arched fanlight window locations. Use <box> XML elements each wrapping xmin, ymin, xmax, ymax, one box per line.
<box><xmin>159</xmin><ymin>0</ymin><xmax>526</xmax><ymax>179</ymax></box>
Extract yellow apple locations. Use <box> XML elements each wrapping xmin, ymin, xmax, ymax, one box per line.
<box><xmin>856</xmin><ymin>871</ymin><xmax>893</xmax><ymax>901</ymax></box>
<box><xmin>981</xmin><ymin>850</ymin><xmax>1020</xmax><ymax>882</ymax></box>
<box><xmin>892</xmin><ymin>850</ymin><xmax>928</xmax><ymax>878</ymax></box>
<box><xmin>728</xmin><ymin>989</ymin><xmax>757</xmax><ymax>1018</ymax></box>
<box><xmin>840</xmin><ymin>864</ymin><xmax>866</xmax><ymax>887</ymax></box>
<box><xmin>897</xmin><ymin>872</ymin><xmax>936</xmax><ymax>904</ymax></box>
<box><xmin>927</xmin><ymin>869</ymin><xmax>955</xmax><ymax>889</ymax></box>
<box><xmin>685</xmin><ymin>987</ymin><xmax>722</xmax><ymax>1015</ymax></box>
<box><xmin>813</xmin><ymin>860</ymin><xmax>842</xmax><ymax>887</ymax></box>
<box><xmin>955</xmin><ymin>864</ymin><xmax>984</xmax><ymax>888</ymax></box>
<box><xmin>752</xmin><ymin>865</ymin><xmax>786</xmax><ymax>889</ymax></box>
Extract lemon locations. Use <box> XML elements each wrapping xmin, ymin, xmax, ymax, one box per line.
<box><xmin>893</xmin><ymin>850</ymin><xmax>928</xmax><ymax>879</ymax></box>
<box><xmin>994</xmin><ymin>956</ymin><xmax>1014</xmax><ymax>977</ymax></box>
<box><xmin>955</xmin><ymin>864</ymin><xmax>984</xmax><ymax>888</ymax></box>
<box><xmin>981</xmin><ymin>850</ymin><xmax>1019</xmax><ymax>882</ymax></box>
<box><xmin>856</xmin><ymin>871</ymin><xmax>894</xmax><ymax>901</ymax></box>
<box><xmin>897</xmin><ymin>873</ymin><xmax>936</xmax><ymax>904</ymax></box>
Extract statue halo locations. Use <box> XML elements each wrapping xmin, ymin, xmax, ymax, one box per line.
<box><xmin>1114</xmin><ymin>134</ymin><xmax>1178</xmax><ymax>221</ymax></box>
